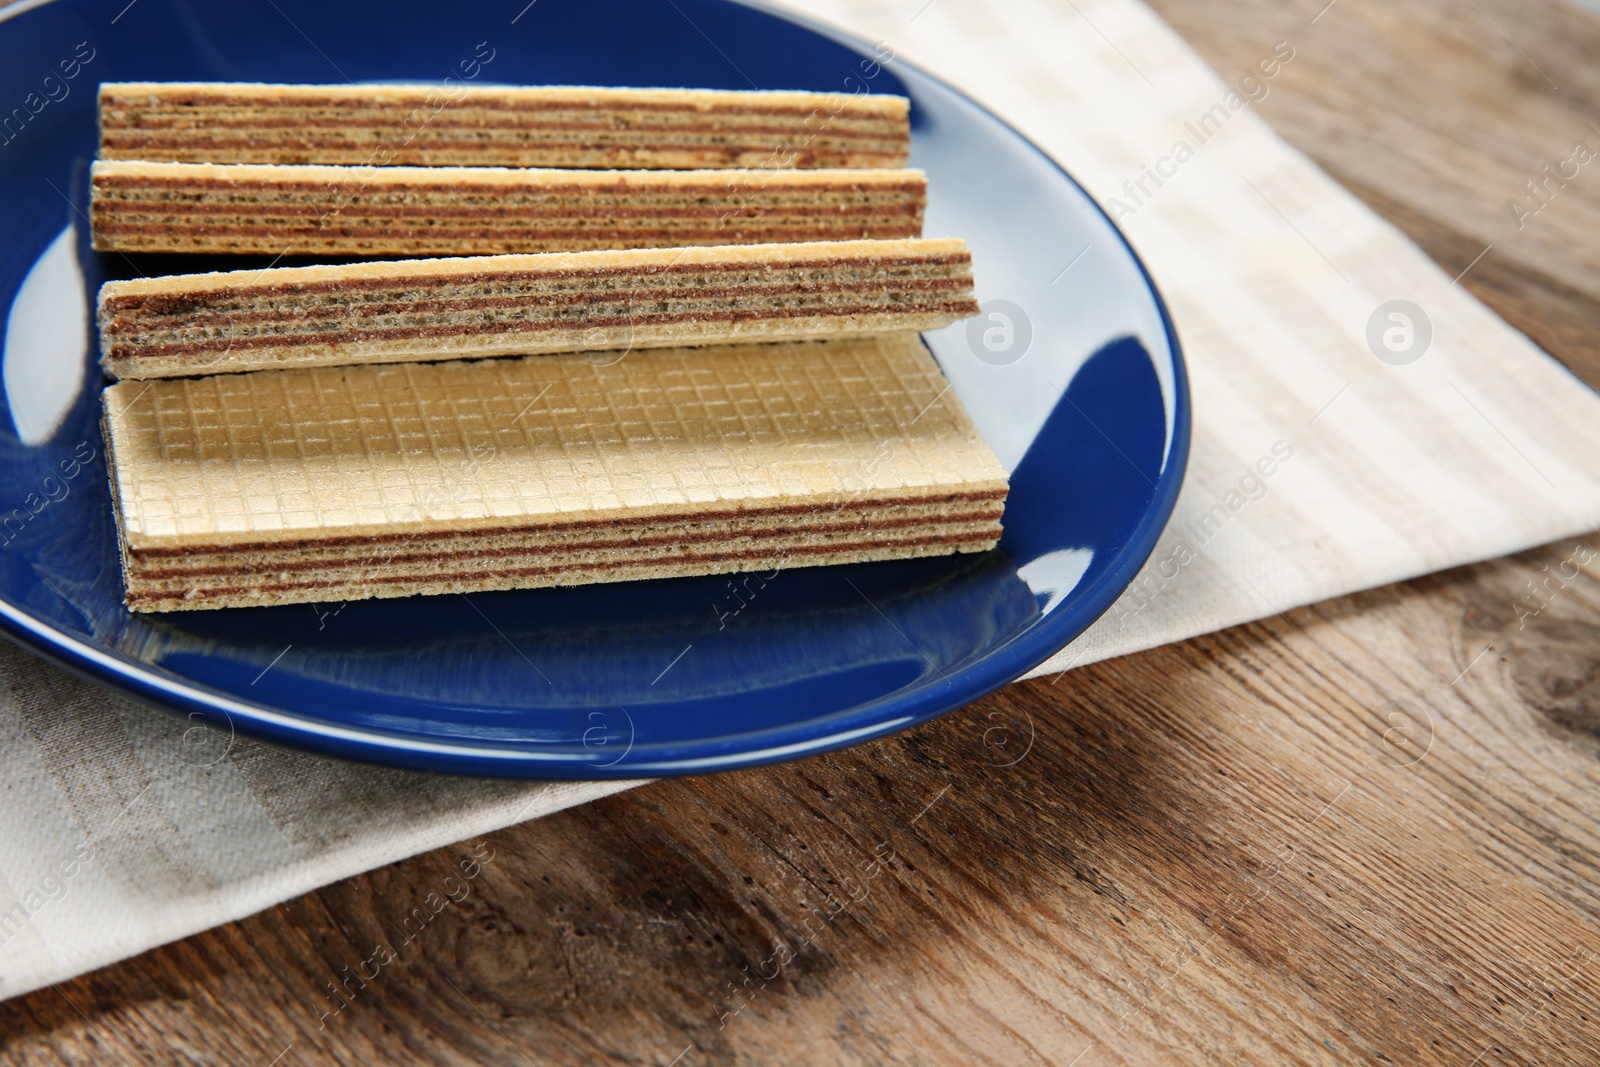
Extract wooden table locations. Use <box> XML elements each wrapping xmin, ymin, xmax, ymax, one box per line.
<box><xmin>7</xmin><ymin>0</ymin><xmax>1600</xmax><ymax>1063</ymax></box>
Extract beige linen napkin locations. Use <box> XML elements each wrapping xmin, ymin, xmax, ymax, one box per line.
<box><xmin>858</xmin><ymin>0</ymin><xmax>1600</xmax><ymax>675</ymax></box>
<box><xmin>6</xmin><ymin>0</ymin><xmax>1600</xmax><ymax>1001</ymax></box>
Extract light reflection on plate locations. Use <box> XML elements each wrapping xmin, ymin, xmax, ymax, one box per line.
<box><xmin>4</xmin><ymin>225</ymin><xmax>87</xmax><ymax>445</ymax></box>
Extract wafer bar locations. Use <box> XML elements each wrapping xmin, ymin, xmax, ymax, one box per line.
<box><xmin>102</xmin><ymin>332</ymin><xmax>1008</xmax><ymax>612</ymax></box>
<box><xmin>89</xmin><ymin>161</ymin><xmax>927</xmax><ymax>256</ymax></box>
<box><xmin>97</xmin><ymin>237</ymin><xmax>978</xmax><ymax>379</ymax></box>
<box><xmin>98</xmin><ymin>82</ymin><xmax>911</xmax><ymax>169</ymax></box>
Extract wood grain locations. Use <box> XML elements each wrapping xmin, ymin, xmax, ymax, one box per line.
<box><xmin>5</xmin><ymin>0</ymin><xmax>1600</xmax><ymax>1064</ymax></box>
<box><xmin>1148</xmin><ymin>0</ymin><xmax>1600</xmax><ymax>389</ymax></box>
<box><xmin>5</xmin><ymin>541</ymin><xmax>1600</xmax><ymax>1066</ymax></box>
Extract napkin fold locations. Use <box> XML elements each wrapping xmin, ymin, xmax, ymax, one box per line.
<box><xmin>5</xmin><ymin>0</ymin><xmax>1600</xmax><ymax>1001</ymax></box>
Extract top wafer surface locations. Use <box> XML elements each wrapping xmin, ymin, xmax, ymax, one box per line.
<box><xmin>102</xmin><ymin>332</ymin><xmax>1008</xmax><ymax>551</ymax></box>
<box><xmin>98</xmin><ymin>82</ymin><xmax>912</xmax><ymax>169</ymax></box>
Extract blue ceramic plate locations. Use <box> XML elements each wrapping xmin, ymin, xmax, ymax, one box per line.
<box><xmin>0</xmin><ymin>0</ymin><xmax>1188</xmax><ymax>778</ymax></box>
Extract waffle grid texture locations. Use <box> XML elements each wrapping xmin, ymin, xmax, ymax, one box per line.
<box><xmin>105</xmin><ymin>332</ymin><xmax>1008</xmax><ymax>551</ymax></box>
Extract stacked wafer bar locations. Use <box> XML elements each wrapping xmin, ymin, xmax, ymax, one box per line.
<box><xmin>94</xmin><ymin>80</ymin><xmax>1003</xmax><ymax>611</ymax></box>
<box><xmin>97</xmin><ymin>237</ymin><xmax>978</xmax><ymax>379</ymax></box>
<box><xmin>98</xmin><ymin>83</ymin><xmax>911</xmax><ymax>169</ymax></box>
<box><xmin>89</xmin><ymin>162</ymin><xmax>927</xmax><ymax>256</ymax></box>
<box><xmin>94</xmin><ymin>82</ymin><xmax>919</xmax><ymax>256</ymax></box>
<box><xmin>103</xmin><ymin>333</ymin><xmax>1008</xmax><ymax>612</ymax></box>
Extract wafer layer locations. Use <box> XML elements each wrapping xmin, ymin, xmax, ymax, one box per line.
<box><xmin>97</xmin><ymin>237</ymin><xmax>978</xmax><ymax>379</ymax></box>
<box><xmin>89</xmin><ymin>161</ymin><xmax>928</xmax><ymax>256</ymax></box>
<box><xmin>98</xmin><ymin>83</ymin><xmax>911</xmax><ymax>169</ymax></box>
<box><xmin>103</xmin><ymin>333</ymin><xmax>1008</xmax><ymax>611</ymax></box>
